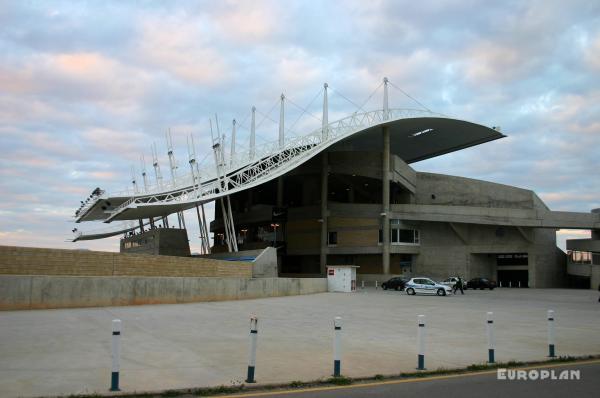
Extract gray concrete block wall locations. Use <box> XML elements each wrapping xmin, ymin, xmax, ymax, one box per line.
<box><xmin>468</xmin><ymin>253</ymin><xmax>496</xmax><ymax>280</ymax></box>
<box><xmin>530</xmin><ymin>229</ymin><xmax>567</xmax><ymax>288</ymax></box>
<box><xmin>415</xmin><ymin>172</ymin><xmax>535</xmax><ymax>209</ymax></box>
<box><xmin>0</xmin><ymin>276</ymin><xmax>328</xmax><ymax>310</ymax></box>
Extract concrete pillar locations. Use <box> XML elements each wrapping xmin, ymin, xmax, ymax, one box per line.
<box><xmin>382</xmin><ymin>126</ymin><xmax>390</xmax><ymax>275</ymax></box>
<box><xmin>591</xmin><ymin>266</ymin><xmax>600</xmax><ymax>290</ymax></box>
<box><xmin>320</xmin><ymin>153</ymin><xmax>329</xmax><ymax>274</ymax></box>
<box><xmin>276</xmin><ymin>177</ymin><xmax>284</xmax><ymax>207</ymax></box>
<box><xmin>528</xmin><ymin>251</ymin><xmax>536</xmax><ymax>288</ymax></box>
<box><xmin>247</xmin><ymin>190</ymin><xmax>253</xmax><ymax>211</ymax></box>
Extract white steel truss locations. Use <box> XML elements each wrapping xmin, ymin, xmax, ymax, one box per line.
<box><xmin>74</xmin><ymin>108</ymin><xmax>444</xmax><ymax>240</ymax></box>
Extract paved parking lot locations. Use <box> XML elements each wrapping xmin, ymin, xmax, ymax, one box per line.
<box><xmin>1</xmin><ymin>287</ymin><xmax>599</xmax><ymax>397</ymax></box>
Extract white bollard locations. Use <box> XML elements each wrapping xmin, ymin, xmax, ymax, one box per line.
<box><xmin>333</xmin><ymin>317</ymin><xmax>342</xmax><ymax>377</ymax></box>
<box><xmin>245</xmin><ymin>316</ymin><xmax>259</xmax><ymax>383</ymax></box>
<box><xmin>361</xmin><ymin>280</ymin><xmax>365</xmax><ymax>289</ymax></box>
<box><xmin>499</xmin><ymin>281</ymin><xmax>502</xmax><ymax>288</ymax></box>
<box><xmin>486</xmin><ymin>312</ymin><xmax>495</xmax><ymax>363</ymax></box>
<box><xmin>509</xmin><ymin>281</ymin><xmax>512</xmax><ymax>288</ymax></box>
<box><xmin>375</xmin><ymin>280</ymin><xmax>378</xmax><ymax>289</ymax></box>
<box><xmin>417</xmin><ymin>315</ymin><xmax>426</xmax><ymax>370</ymax></box>
<box><xmin>519</xmin><ymin>281</ymin><xmax>521</xmax><ymax>288</ymax></box>
<box><xmin>547</xmin><ymin>310</ymin><xmax>556</xmax><ymax>357</ymax></box>
<box><xmin>110</xmin><ymin>319</ymin><xmax>121</xmax><ymax>391</ymax></box>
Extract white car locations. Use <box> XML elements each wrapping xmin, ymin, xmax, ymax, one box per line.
<box><xmin>440</xmin><ymin>277</ymin><xmax>462</xmax><ymax>288</ymax></box>
<box><xmin>405</xmin><ymin>277</ymin><xmax>453</xmax><ymax>296</ymax></box>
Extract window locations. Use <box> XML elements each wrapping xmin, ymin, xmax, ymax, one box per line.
<box><xmin>569</xmin><ymin>250</ymin><xmax>592</xmax><ymax>264</ymax></box>
<box><xmin>391</xmin><ymin>229</ymin><xmax>399</xmax><ymax>242</ymax></box>
<box><xmin>378</xmin><ymin>225</ymin><xmax>420</xmax><ymax>245</ymax></box>
<box><xmin>328</xmin><ymin>231</ymin><xmax>338</xmax><ymax>246</ymax></box>
<box><xmin>392</xmin><ymin>228</ymin><xmax>419</xmax><ymax>245</ymax></box>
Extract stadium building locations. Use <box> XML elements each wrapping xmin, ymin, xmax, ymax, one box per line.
<box><xmin>73</xmin><ymin>79</ymin><xmax>600</xmax><ymax>289</ymax></box>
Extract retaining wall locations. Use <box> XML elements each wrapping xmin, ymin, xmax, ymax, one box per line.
<box><xmin>0</xmin><ymin>276</ymin><xmax>328</xmax><ymax>310</ymax></box>
<box><xmin>0</xmin><ymin>245</ymin><xmax>252</xmax><ymax>278</ymax></box>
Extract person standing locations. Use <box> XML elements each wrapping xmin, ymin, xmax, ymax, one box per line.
<box><xmin>453</xmin><ymin>277</ymin><xmax>464</xmax><ymax>295</ymax></box>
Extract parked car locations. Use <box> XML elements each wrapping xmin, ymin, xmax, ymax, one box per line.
<box><xmin>382</xmin><ymin>277</ymin><xmax>408</xmax><ymax>291</ymax></box>
<box><xmin>465</xmin><ymin>278</ymin><xmax>496</xmax><ymax>290</ymax></box>
<box><xmin>405</xmin><ymin>277</ymin><xmax>453</xmax><ymax>296</ymax></box>
<box><xmin>440</xmin><ymin>276</ymin><xmax>463</xmax><ymax>288</ymax></box>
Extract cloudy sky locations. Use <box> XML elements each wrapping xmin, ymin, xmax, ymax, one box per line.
<box><xmin>1</xmin><ymin>0</ymin><xmax>598</xmax><ymax>253</ymax></box>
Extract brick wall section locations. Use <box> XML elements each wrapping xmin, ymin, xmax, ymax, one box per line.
<box><xmin>0</xmin><ymin>246</ymin><xmax>252</xmax><ymax>278</ymax></box>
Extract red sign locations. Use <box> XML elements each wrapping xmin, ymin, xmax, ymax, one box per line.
<box><xmin>328</xmin><ymin>269</ymin><xmax>335</xmax><ymax>276</ymax></box>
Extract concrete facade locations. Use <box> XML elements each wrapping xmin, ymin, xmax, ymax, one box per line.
<box><xmin>120</xmin><ymin>227</ymin><xmax>191</xmax><ymax>256</ymax></box>
<box><xmin>210</xmin><ymin>146</ymin><xmax>600</xmax><ymax>288</ymax></box>
<box><xmin>566</xmin><ymin>209</ymin><xmax>600</xmax><ymax>289</ymax></box>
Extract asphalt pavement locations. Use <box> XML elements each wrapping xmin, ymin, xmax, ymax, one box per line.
<box><xmin>220</xmin><ymin>361</ymin><xmax>600</xmax><ymax>398</ymax></box>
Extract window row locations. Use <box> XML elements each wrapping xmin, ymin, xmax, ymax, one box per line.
<box><xmin>326</xmin><ymin>229</ymin><xmax>420</xmax><ymax>246</ymax></box>
<box><xmin>568</xmin><ymin>250</ymin><xmax>592</xmax><ymax>264</ymax></box>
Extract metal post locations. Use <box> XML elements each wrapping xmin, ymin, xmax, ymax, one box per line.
<box><xmin>230</xmin><ymin>119</ymin><xmax>236</xmax><ymax>166</ymax></box>
<box><xmin>130</xmin><ymin>166</ymin><xmax>138</xmax><ymax>194</ymax></box>
<box><xmin>383</xmin><ymin>77</ymin><xmax>389</xmax><ymax>120</ymax></box>
<box><xmin>486</xmin><ymin>312</ymin><xmax>495</xmax><ymax>363</ymax></box>
<box><xmin>151</xmin><ymin>142</ymin><xmax>163</xmax><ymax>188</ymax></box>
<box><xmin>322</xmin><ymin>83</ymin><xmax>328</xmax><ymax>142</ymax></box>
<box><xmin>250</xmin><ymin>106</ymin><xmax>256</xmax><ymax>160</ymax></box>
<box><xmin>110</xmin><ymin>319</ymin><xmax>121</xmax><ymax>391</ymax></box>
<box><xmin>417</xmin><ymin>315</ymin><xmax>426</xmax><ymax>370</ymax></box>
<box><xmin>547</xmin><ymin>310</ymin><xmax>556</xmax><ymax>357</ymax></box>
<box><xmin>246</xmin><ymin>316</ymin><xmax>258</xmax><ymax>383</ymax></box>
<box><xmin>220</xmin><ymin>198</ymin><xmax>232</xmax><ymax>252</ymax></box>
<box><xmin>201</xmin><ymin>204</ymin><xmax>210</xmax><ymax>254</ymax></box>
<box><xmin>140</xmin><ymin>154</ymin><xmax>149</xmax><ymax>192</ymax></box>
<box><xmin>333</xmin><ymin>317</ymin><xmax>342</xmax><ymax>377</ymax></box>
<box><xmin>279</xmin><ymin>94</ymin><xmax>285</xmax><ymax>149</ymax></box>
<box><xmin>226</xmin><ymin>195</ymin><xmax>238</xmax><ymax>252</ymax></box>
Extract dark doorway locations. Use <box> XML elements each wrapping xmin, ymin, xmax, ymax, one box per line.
<box><xmin>497</xmin><ymin>270</ymin><xmax>528</xmax><ymax>288</ymax></box>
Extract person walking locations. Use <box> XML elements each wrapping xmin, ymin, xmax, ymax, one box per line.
<box><xmin>453</xmin><ymin>277</ymin><xmax>464</xmax><ymax>295</ymax></box>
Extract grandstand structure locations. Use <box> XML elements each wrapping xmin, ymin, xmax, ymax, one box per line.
<box><xmin>72</xmin><ymin>78</ymin><xmax>600</xmax><ymax>288</ymax></box>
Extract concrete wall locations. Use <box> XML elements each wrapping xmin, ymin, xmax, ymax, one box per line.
<box><xmin>415</xmin><ymin>172</ymin><xmax>535</xmax><ymax>209</ymax></box>
<box><xmin>120</xmin><ymin>228</ymin><xmax>191</xmax><ymax>256</ymax></box>
<box><xmin>0</xmin><ymin>276</ymin><xmax>328</xmax><ymax>310</ymax></box>
<box><xmin>0</xmin><ymin>246</ymin><xmax>251</xmax><ymax>278</ymax></box>
<box><xmin>204</xmin><ymin>247</ymin><xmax>278</xmax><ymax>278</ymax></box>
<box><xmin>529</xmin><ymin>229</ymin><xmax>567</xmax><ymax>288</ymax></box>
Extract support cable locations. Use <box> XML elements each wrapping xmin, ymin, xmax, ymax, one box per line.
<box><xmin>388</xmin><ymin>80</ymin><xmax>432</xmax><ymax>113</ymax></box>
<box><xmin>286</xmin><ymin>88</ymin><xmax>324</xmax><ymax>135</ymax></box>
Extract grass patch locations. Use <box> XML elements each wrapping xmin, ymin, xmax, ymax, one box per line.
<box><xmin>289</xmin><ymin>380</ymin><xmax>305</xmax><ymax>388</ymax></box>
<box><xmin>325</xmin><ymin>376</ymin><xmax>353</xmax><ymax>385</ymax></box>
<box><xmin>54</xmin><ymin>355</ymin><xmax>600</xmax><ymax>398</ymax></box>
